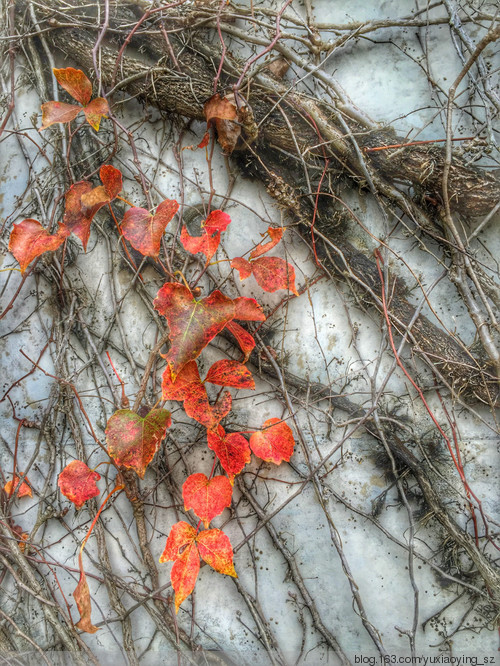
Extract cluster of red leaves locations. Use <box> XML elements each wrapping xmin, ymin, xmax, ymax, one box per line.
<box><xmin>41</xmin><ymin>68</ymin><xmax>109</xmax><ymax>131</ymax></box>
<box><xmin>14</xmin><ymin>69</ymin><xmax>300</xmax><ymax>627</ymax></box>
<box><xmin>153</xmin><ymin>275</ymin><xmax>296</xmax><ymax>611</ymax></box>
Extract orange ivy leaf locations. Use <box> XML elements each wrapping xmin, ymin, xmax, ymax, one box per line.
<box><xmin>4</xmin><ymin>475</ymin><xmax>32</xmax><ymax>499</ymax></box>
<box><xmin>180</xmin><ymin>209</ymin><xmax>231</xmax><ymax>264</ymax></box>
<box><xmin>154</xmin><ymin>283</ymin><xmax>235</xmax><ymax>379</ymax></box>
<box><xmin>74</xmin><ymin>552</ymin><xmax>98</xmax><ymax>633</ymax></box>
<box><xmin>205</xmin><ymin>360</ymin><xmax>255</xmax><ymax>389</ymax></box>
<box><xmin>159</xmin><ymin>521</ymin><xmax>199</xmax><ymax>612</ymax></box>
<box><xmin>61</xmin><ymin>181</ymin><xmax>94</xmax><ymax>249</ymax></box>
<box><xmin>233</xmin><ymin>255</ymin><xmax>298</xmax><ymax>296</ymax></box>
<box><xmin>170</xmin><ymin>539</ymin><xmax>200</xmax><ymax>613</ymax></box>
<box><xmin>8</xmin><ymin>219</ymin><xmax>66</xmax><ymax>273</ymax></box>
<box><xmin>83</xmin><ymin>97</ymin><xmax>109</xmax><ymax>131</ymax></box>
<box><xmin>159</xmin><ymin>521</ymin><xmax>236</xmax><ymax>612</ymax></box>
<box><xmin>197</xmin><ymin>528</ymin><xmax>237</xmax><ymax>577</ymax></box>
<box><xmin>162</xmin><ymin>361</ymin><xmax>232</xmax><ymax>430</ymax></box>
<box><xmin>58</xmin><ymin>461</ymin><xmax>101</xmax><ymax>510</ymax></box>
<box><xmin>121</xmin><ymin>199</ymin><xmax>179</xmax><ymax>258</ymax></box>
<box><xmin>250</xmin><ymin>227</ymin><xmax>283</xmax><ymax>259</ymax></box>
<box><xmin>182</xmin><ymin>473</ymin><xmax>233</xmax><ymax>528</ymax></box>
<box><xmin>40</xmin><ymin>102</ymin><xmax>81</xmax><ymax>129</ymax></box>
<box><xmin>207</xmin><ymin>426</ymin><xmax>251</xmax><ymax>482</ymax></box>
<box><xmin>80</xmin><ymin>164</ymin><xmax>122</xmax><ymax>209</ymax></box>
<box><xmin>60</xmin><ymin>166</ymin><xmax>122</xmax><ymax>250</ymax></box>
<box><xmin>225</xmin><ymin>321</ymin><xmax>256</xmax><ymax>362</ymax></box>
<box><xmin>160</xmin><ymin>520</ymin><xmax>197</xmax><ymax>562</ymax></box>
<box><xmin>162</xmin><ymin>360</ymin><xmax>201</xmax><ymax>401</ymax></box>
<box><xmin>53</xmin><ymin>67</ymin><xmax>93</xmax><ymax>105</ymax></box>
<box><xmin>250</xmin><ymin>418</ymin><xmax>295</xmax><ymax>464</ymax></box>
<box><xmin>105</xmin><ymin>408</ymin><xmax>171</xmax><ymax>478</ymax></box>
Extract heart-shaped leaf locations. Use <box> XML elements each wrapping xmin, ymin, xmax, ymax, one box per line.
<box><xmin>58</xmin><ymin>460</ymin><xmax>101</xmax><ymax>510</ymax></box>
<box><xmin>249</xmin><ymin>418</ymin><xmax>295</xmax><ymax>465</ymax></box>
<box><xmin>9</xmin><ymin>219</ymin><xmax>66</xmax><ymax>273</ymax></box>
<box><xmin>105</xmin><ymin>408</ymin><xmax>171</xmax><ymax>478</ymax></box>
<box><xmin>182</xmin><ymin>473</ymin><xmax>233</xmax><ymax>528</ymax></box>
<box><xmin>121</xmin><ymin>198</ymin><xmax>179</xmax><ymax>257</ymax></box>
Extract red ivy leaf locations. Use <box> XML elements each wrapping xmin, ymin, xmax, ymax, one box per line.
<box><xmin>184</xmin><ymin>386</ymin><xmax>232</xmax><ymax>431</ymax></box>
<box><xmin>182</xmin><ymin>473</ymin><xmax>233</xmax><ymax>528</ymax></box>
<box><xmin>4</xmin><ymin>475</ymin><xmax>32</xmax><ymax>499</ymax></box>
<box><xmin>250</xmin><ymin>227</ymin><xmax>283</xmax><ymax>259</ymax></box>
<box><xmin>162</xmin><ymin>360</ymin><xmax>201</xmax><ymax>401</ymax></box>
<box><xmin>161</xmin><ymin>361</ymin><xmax>229</xmax><ymax>430</ymax></box>
<box><xmin>40</xmin><ymin>102</ymin><xmax>81</xmax><ymax>130</ymax></box>
<box><xmin>249</xmin><ymin>418</ymin><xmax>295</xmax><ymax>465</ymax></box>
<box><xmin>253</xmin><ymin>256</ymin><xmax>299</xmax><ymax>295</ymax></box>
<box><xmin>225</xmin><ymin>321</ymin><xmax>256</xmax><ymax>362</ymax></box>
<box><xmin>207</xmin><ymin>426</ymin><xmax>251</xmax><ymax>482</ymax></box>
<box><xmin>53</xmin><ymin>67</ymin><xmax>92</xmax><ymax>105</ymax></box>
<box><xmin>159</xmin><ymin>521</ymin><xmax>199</xmax><ymax>613</ymax></box>
<box><xmin>105</xmin><ymin>408</ymin><xmax>171</xmax><ymax>478</ymax></box>
<box><xmin>233</xmin><ymin>297</ymin><xmax>266</xmax><ymax>322</ymax></box>
<box><xmin>121</xmin><ymin>199</ymin><xmax>179</xmax><ymax>258</ymax></box>
<box><xmin>197</xmin><ymin>528</ymin><xmax>237</xmax><ymax>577</ymax></box>
<box><xmin>180</xmin><ymin>210</ymin><xmax>231</xmax><ymax>265</ymax></box>
<box><xmin>99</xmin><ymin>164</ymin><xmax>122</xmax><ymax>199</ymax></box>
<box><xmin>80</xmin><ymin>164</ymin><xmax>122</xmax><ymax>208</ymax></box>
<box><xmin>58</xmin><ymin>460</ymin><xmax>101</xmax><ymax>510</ymax></box>
<box><xmin>231</xmin><ymin>256</ymin><xmax>252</xmax><ymax>279</ymax></box>
<box><xmin>83</xmin><ymin>97</ymin><xmax>109</xmax><ymax>131</ymax></box>
<box><xmin>205</xmin><ymin>360</ymin><xmax>255</xmax><ymax>389</ymax></box>
<box><xmin>8</xmin><ymin>219</ymin><xmax>66</xmax><ymax>273</ymax></box>
<box><xmin>170</xmin><ymin>540</ymin><xmax>200</xmax><ymax>613</ymax></box>
<box><xmin>160</xmin><ymin>521</ymin><xmax>197</xmax><ymax>562</ymax></box>
<box><xmin>74</xmin><ymin>552</ymin><xmax>98</xmax><ymax>633</ymax></box>
<box><xmin>153</xmin><ymin>283</ymin><xmax>235</xmax><ymax>379</ymax></box>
